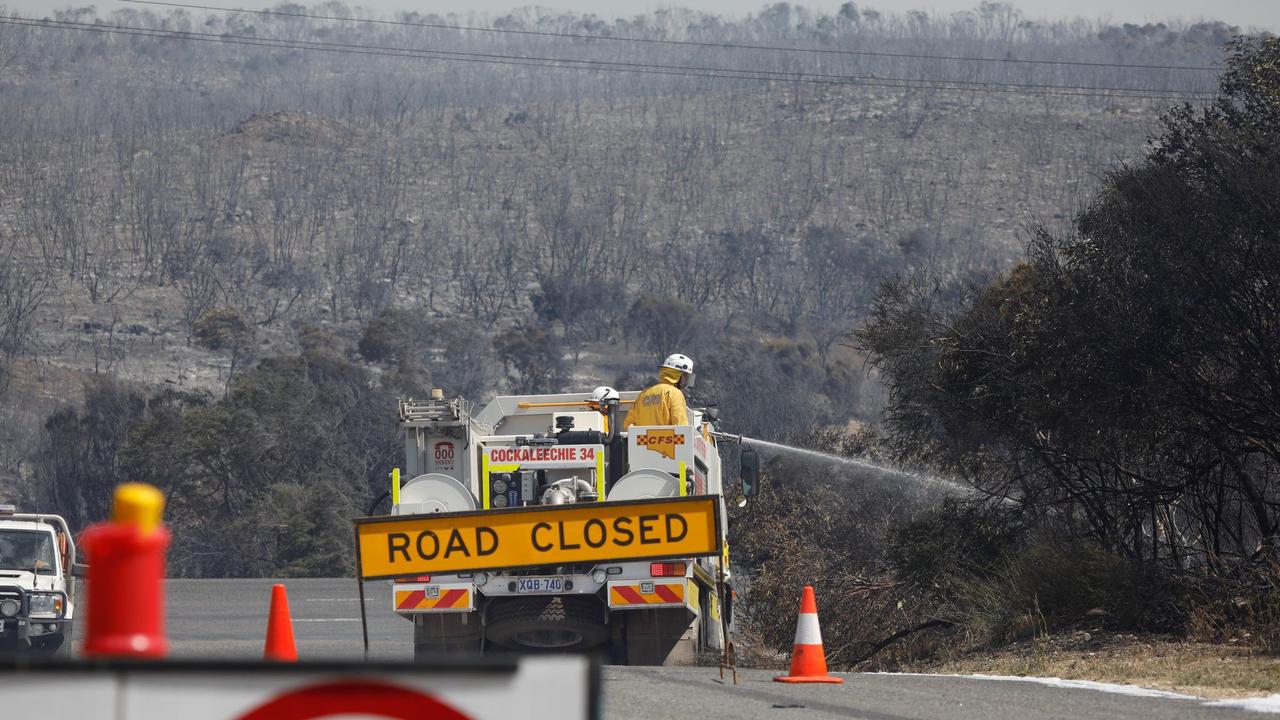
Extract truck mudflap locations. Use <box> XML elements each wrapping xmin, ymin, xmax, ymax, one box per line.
<box><xmin>607</xmin><ymin>579</ymin><xmax>688</xmax><ymax>609</ymax></box>
<box><xmin>393</xmin><ymin>583</ymin><xmax>474</xmax><ymax>613</ymax></box>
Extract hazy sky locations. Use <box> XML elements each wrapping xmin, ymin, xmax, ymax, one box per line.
<box><xmin>10</xmin><ymin>0</ymin><xmax>1279</xmax><ymax>31</ymax></box>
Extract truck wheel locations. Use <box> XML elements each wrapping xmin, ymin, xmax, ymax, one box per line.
<box><xmin>413</xmin><ymin>613</ymin><xmax>482</xmax><ymax>661</ymax></box>
<box><xmin>486</xmin><ymin>596</ymin><xmax>609</xmax><ymax>651</ymax></box>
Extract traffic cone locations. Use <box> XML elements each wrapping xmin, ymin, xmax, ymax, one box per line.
<box><xmin>263</xmin><ymin>583</ymin><xmax>298</xmax><ymax>662</ymax></box>
<box><xmin>774</xmin><ymin>586</ymin><xmax>843</xmax><ymax>684</ymax></box>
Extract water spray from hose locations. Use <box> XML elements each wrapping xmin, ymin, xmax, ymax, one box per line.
<box><xmin>733</xmin><ymin>435</ymin><xmax>975</xmax><ymax>496</ymax></box>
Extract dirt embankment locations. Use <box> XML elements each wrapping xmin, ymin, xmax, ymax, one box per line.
<box><xmin>905</xmin><ymin>632</ymin><xmax>1280</xmax><ymax>699</ymax></box>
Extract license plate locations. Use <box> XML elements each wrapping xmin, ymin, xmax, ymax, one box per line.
<box><xmin>515</xmin><ymin>577</ymin><xmax>565</xmax><ymax>593</ymax></box>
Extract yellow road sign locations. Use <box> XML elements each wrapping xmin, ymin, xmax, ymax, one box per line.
<box><xmin>354</xmin><ymin>495</ymin><xmax>721</xmax><ymax>580</ymax></box>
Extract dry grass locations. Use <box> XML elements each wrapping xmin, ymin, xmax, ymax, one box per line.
<box><xmin>906</xmin><ymin>631</ymin><xmax>1280</xmax><ymax>699</ymax></box>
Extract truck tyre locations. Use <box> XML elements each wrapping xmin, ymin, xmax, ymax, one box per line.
<box><xmin>413</xmin><ymin>613</ymin><xmax>482</xmax><ymax>661</ymax></box>
<box><xmin>485</xmin><ymin>596</ymin><xmax>609</xmax><ymax>651</ymax></box>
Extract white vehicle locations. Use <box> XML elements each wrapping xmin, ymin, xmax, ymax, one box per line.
<box><xmin>0</xmin><ymin>504</ymin><xmax>81</xmax><ymax>657</ymax></box>
<box><xmin>387</xmin><ymin>390</ymin><xmax>760</xmax><ymax>665</ymax></box>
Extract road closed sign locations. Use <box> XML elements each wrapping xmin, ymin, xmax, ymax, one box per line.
<box><xmin>0</xmin><ymin>656</ymin><xmax>595</xmax><ymax>720</ymax></box>
<box><xmin>355</xmin><ymin>495</ymin><xmax>721</xmax><ymax>580</ymax></box>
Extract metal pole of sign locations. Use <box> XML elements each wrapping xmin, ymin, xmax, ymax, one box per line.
<box><xmin>358</xmin><ymin>577</ymin><xmax>370</xmax><ymax>660</ymax></box>
<box><xmin>717</xmin><ymin>562</ymin><xmax>737</xmax><ymax>685</ymax></box>
<box><xmin>354</xmin><ymin>526</ymin><xmax>370</xmax><ymax>660</ymax></box>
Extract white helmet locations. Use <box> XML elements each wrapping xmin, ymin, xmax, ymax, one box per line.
<box><xmin>591</xmin><ymin>386</ymin><xmax>620</xmax><ymax>403</ymax></box>
<box><xmin>661</xmin><ymin>353</ymin><xmax>695</xmax><ymax>374</ymax></box>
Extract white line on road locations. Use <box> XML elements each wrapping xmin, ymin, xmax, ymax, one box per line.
<box><xmin>292</xmin><ymin>618</ymin><xmax>362</xmax><ymax>622</ymax></box>
<box><xmin>303</xmin><ymin>598</ymin><xmax>357</xmax><ymax>602</ymax></box>
<box><xmin>953</xmin><ymin>675</ymin><xmax>1280</xmax><ymax>715</ymax></box>
<box><xmin>879</xmin><ymin>673</ymin><xmax>1199</xmax><ymax>700</ymax></box>
<box><xmin>1205</xmin><ymin>696</ymin><xmax>1280</xmax><ymax>714</ymax></box>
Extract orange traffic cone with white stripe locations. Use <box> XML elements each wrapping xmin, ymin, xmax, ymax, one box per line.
<box><xmin>263</xmin><ymin>583</ymin><xmax>298</xmax><ymax>662</ymax></box>
<box><xmin>774</xmin><ymin>585</ymin><xmax>843</xmax><ymax>683</ymax></box>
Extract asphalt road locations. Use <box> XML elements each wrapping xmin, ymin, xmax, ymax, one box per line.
<box><xmin>73</xmin><ymin>579</ymin><xmax>1270</xmax><ymax>718</ymax></box>
<box><xmin>604</xmin><ymin>667</ymin><xmax>1255</xmax><ymax>720</ymax></box>
<box><xmin>162</xmin><ymin>578</ymin><xmax>411</xmax><ymax>661</ymax></box>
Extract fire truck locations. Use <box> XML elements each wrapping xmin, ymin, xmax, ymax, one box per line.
<box><xmin>382</xmin><ymin>389</ymin><xmax>759</xmax><ymax>665</ymax></box>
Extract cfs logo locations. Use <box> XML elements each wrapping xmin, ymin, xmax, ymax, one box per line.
<box><xmin>636</xmin><ymin>429</ymin><xmax>686</xmax><ymax>460</ymax></box>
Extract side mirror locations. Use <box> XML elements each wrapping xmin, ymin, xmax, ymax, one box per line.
<box><xmin>71</xmin><ymin>562</ymin><xmax>89</xmax><ymax>578</ymax></box>
<box><xmin>739</xmin><ymin>444</ymin><xmax>761</xmax><ymax>502</ymax></box>
<box><xmin>704</xmin><ymin>405</ymin><xmax>721</xmax><ymax>422</ymax></box>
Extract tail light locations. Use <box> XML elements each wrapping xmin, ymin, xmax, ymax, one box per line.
<box><xmin>650</xmin><ymin>562</ymin><xmax>686</xmax><ymax>577</ymax></box>
<box><xmin>394</xmin><ymin>575</ymin><xmax>431</xmax><ymax>584</ymax></box>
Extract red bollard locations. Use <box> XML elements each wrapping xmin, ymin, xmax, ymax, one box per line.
<box><xmin>80</xmin><ymin>483</ymin><xmax>170</xmax><ymax>658</ymax></box>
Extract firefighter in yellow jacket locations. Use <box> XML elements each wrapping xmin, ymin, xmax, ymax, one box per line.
<box><xmin>623</xmin><ymin>354</ymin><xmax>694</xmax><ymax>429</ymax></box>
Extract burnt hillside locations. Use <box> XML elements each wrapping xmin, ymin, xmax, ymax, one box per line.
<box><xmin>0</xmin><ymin>3</ymin><xmax>1226</xmax><ymax>510</ymax></box>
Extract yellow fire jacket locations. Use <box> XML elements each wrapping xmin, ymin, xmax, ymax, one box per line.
<box><xmin>622</xmin><ymin>368</ymin><xmax>689</xmax><ymax>429</ymax></box>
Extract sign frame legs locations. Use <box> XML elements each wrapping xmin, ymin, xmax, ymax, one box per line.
<box><xmin>354</xmin><ymin>525</ymin><xmax>370</xmax><ymax>660</ymax></box>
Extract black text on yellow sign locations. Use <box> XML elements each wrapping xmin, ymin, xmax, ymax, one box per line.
<box><xmin>354</xmin><ymin>495</ymin><xmax>721</xmax><ymax>580</ymax></box>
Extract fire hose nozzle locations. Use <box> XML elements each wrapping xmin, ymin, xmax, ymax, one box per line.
<box><xmin>709</xmin><ymin>430</ymin><xmax>745</xmax><ymax>444</ymax></box>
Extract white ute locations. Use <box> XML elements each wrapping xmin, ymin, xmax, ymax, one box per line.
<box><xmin>0</xmin><ymin>504</ymin><xmax>82</xmax><ymax>657</ymax></box>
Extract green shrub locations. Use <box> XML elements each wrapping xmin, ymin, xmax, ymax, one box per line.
<box><xmin>192</xmin><ymin>306</ymin><xmax>254</xmax><ymax>352</ymax></box>
<box><xmin>952</xmin><ymin>542</ymin><xmax>1185</xmax><ymax>643</ymax></box>
<box><xmin>1186</xmin><ymin>569</ymin><xmax>1280</xmax><ymax>654</ymax></box>
<box><xmin>357</xmin><ymin>308</ymin><xmax>412</xmax><ymax>362</ymax></box>
<box><xmin>887</xmin><ymin>498</ymin><xmax>1026</xmax><ymax>596</ymax></box>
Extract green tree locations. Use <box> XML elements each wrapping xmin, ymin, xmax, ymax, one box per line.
<box><xmin>859</xmin><ymin>37</ymin><xmax>1280</xmax><ymax>573</ymax></box>
<box><xmin>31</xmin><ymin>378</ymin><xmax>151</xmax><ymax>529</ymax></box>
<box><xmin>358</xmin><ymin>310</ymin><xmax>495</xmax><ymax>401</ymax></box>
<box><xmin>624</xmin><ymin>295</ymin><xmax>699</xmax><ymax>355</ymax></box>
<box><xmin>119</xmin><ymin>334</ymin><xmax>407</xmax><ymax>576</ymax></box>
<box><xmin>494</xmin><ymin>321</ymin><xmax>568</xmax><ymax>394</ymax></box>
